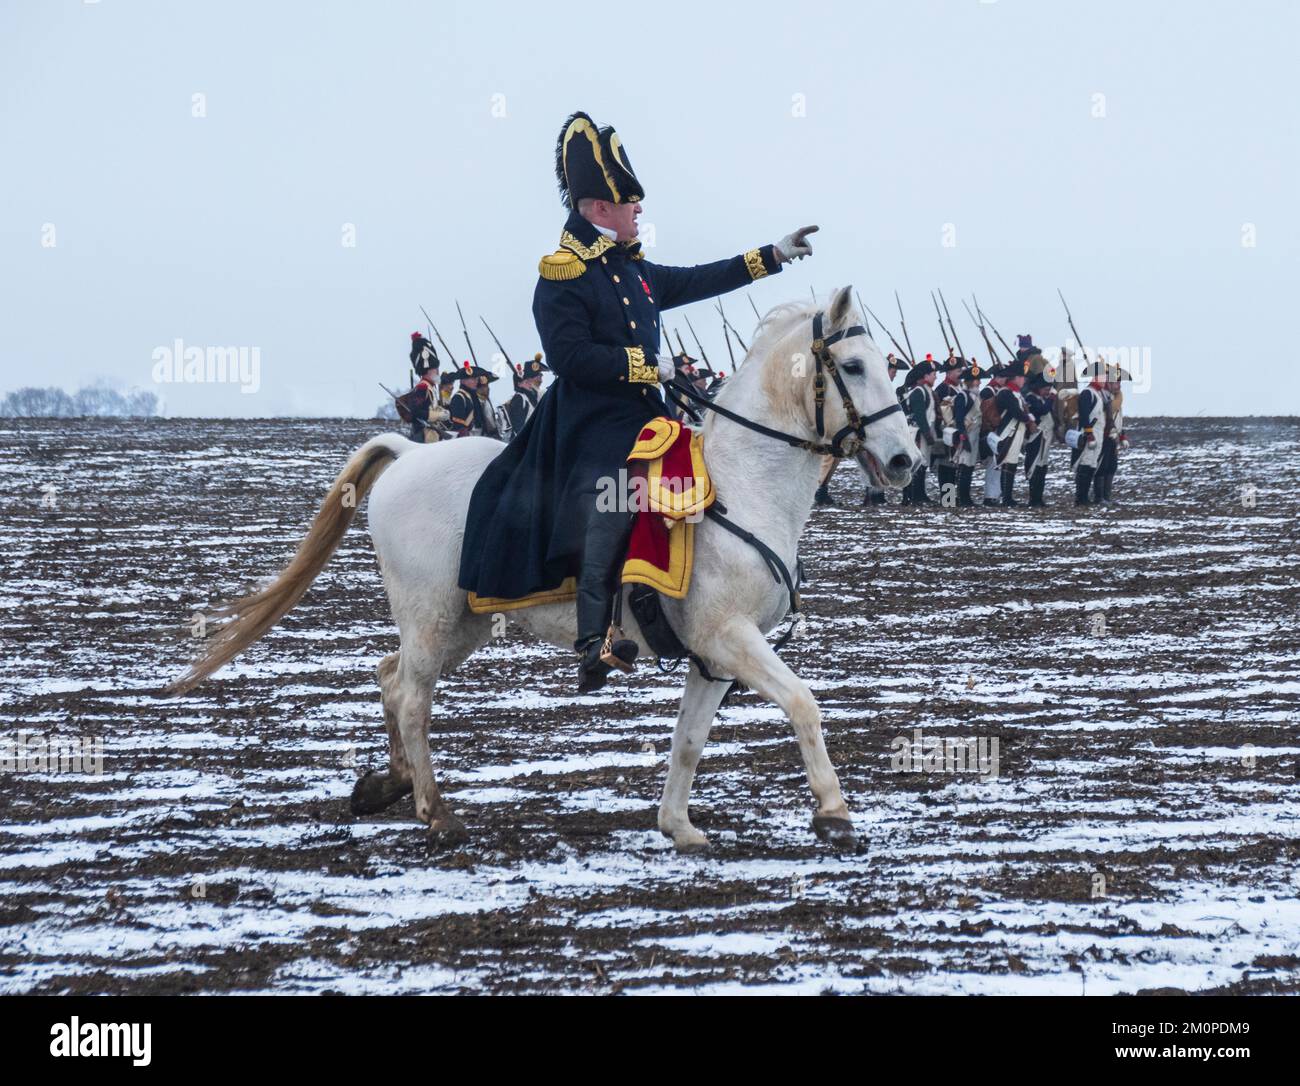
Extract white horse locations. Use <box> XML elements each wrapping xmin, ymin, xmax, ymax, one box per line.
<box><xmin>169</xmin><ymin>285</ymin><xmax>918</xmax><ymax>852</ymax></box>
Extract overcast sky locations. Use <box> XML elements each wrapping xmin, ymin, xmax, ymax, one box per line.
<box><xmin>2</xmin><ymin>0</ymin><xmax>1296</xmax><ymax>416</ymax></box>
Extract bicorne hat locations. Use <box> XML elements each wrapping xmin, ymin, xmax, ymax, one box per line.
<box><xmin>555</xmin><ymin>111</ymin><xmax>645</xmax><ymax>209</ymax></box>
<box><xmin>514</xmin><ymin>352</ymin><xmax>549</xmax><ymax>384</ymax></box>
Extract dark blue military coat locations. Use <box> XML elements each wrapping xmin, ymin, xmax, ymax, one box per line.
<box><xmin>458</xmin><ymin>210</ymin><xmax>781</xmax><ymax>603</ymax></box>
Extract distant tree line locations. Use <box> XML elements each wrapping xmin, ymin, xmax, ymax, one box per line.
<box><xmin>1</xmin><ymin>386</ymin><xmax>160</xmax><ymax>418</ymax></box>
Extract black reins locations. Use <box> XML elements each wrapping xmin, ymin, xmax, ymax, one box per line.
<box><xmin>665</xmin><ymin>309</ymin><xmax>903</xmax><ymax>458</ymax></box>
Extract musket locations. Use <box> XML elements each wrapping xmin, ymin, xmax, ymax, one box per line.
<box><xmin>854</xmin><ymin>291</ymin><xmax>876</xmax><ymax>342</ymax></box>
<box><xmin>931</xmin><ymin>291</ymin><xmax>952</xmax><ymax>354</ymax></box>
<box><xmin>379</xmin><ymin>382</ymin><xmax>436</xmax><ymax>431</ymax></box>
<box><xmin>719</xmin><ymin>315</ymin><xmax>736</xmax><ymax>368</ymax></box>
<box><xmin>455</xmin><ymin>300</ymin><xmax>479</xmax><ymax>367</ymax></box>
<box><xmin>861</xmin><ymin>298</ymin><xmax>913</xmax><ymax>364</ymax></box>
<box><xmin>1057</xmin><ymin>289</ymin><xmax>1091</xmax><ymax>368</ymax></box>
<box><xmin>937</xmin><ymin>288</ymin><xmax>965</xmax><ymax>361</ymax></box>
<box><xmin>810</xmin><ymin>286</ymin><xmax>817</xmax><ymax>304</ymax></box>
<box><xmin>895</xmin><ymin>290</ymin><xmax>916</xmax><ymax>364</ymax></box>
<box><xmin>480</xmin><ymin>316</ymin><xmax>514</xmax><ymax>370</ymax></box>
<box><xmin>748</xmin><ymin>296</ymin><xmax>762</xmax><ymax>323</ymax></box>
<box><xmin>674</xmin><ymin>328</ymin><xmax>689</xmax><ymax>360</ymax></box>
<box><xmin>428</xmin><ymin>319</ymin><xmax>460</xmax><ymax>370</ymax></box>
<box><xmin>963</xmin><ymin>297</ymin><xmax>1000</xmax><ymax>365</ymax></box>
<box><xmin>715</xmin><ymin>300</ymin><xmax>748</xmax><ymax>353</ymax></box>
<box><xmin>684</xmin><ymin>315</ymin><xmax>711</xmax><ymax>368</ymax></box>
<box><xmin>974</xmin><ymin>296</ymin><xmax>1016</xmax><ymax>361</ymax></box>
<box><xmin>417</xmin><ymin>304</ymin><xmax>445</xmax><ymax>366</ymax></box>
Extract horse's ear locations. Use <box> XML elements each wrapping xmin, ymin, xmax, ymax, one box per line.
<box><xmin>829</xmin><ymin>285</ymin><xmax>853</xmax><ymax>330</ymax></box>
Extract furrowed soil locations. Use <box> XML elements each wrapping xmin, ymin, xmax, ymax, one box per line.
<box><xmin>1</xmin><ymin>416</ymin><xmax>1298</xmax><ymax>995</ymax></box>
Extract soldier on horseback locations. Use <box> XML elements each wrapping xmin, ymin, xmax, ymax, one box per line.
<box><xmin>457</xmin><ymin>110</ymin><xmax>817</xmax><ymax>694</ymax></box>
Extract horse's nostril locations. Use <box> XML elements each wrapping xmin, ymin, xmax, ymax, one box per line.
<box><xmin>888</xmin><ymin>453</ymin><xmax>912</xmax><ymax>471</ymax></box>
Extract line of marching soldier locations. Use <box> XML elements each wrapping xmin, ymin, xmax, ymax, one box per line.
<box><xmin>397</xmin><ymin>331</ymin><xmax>550</xmax><ymax>443</ymax></box>
<box><xmin>815</xmin><ymin>333</ymin><xmax>1127</xmax><ymax>510</ymax></box>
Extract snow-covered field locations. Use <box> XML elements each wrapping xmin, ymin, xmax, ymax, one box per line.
<box><xmin>1</xmin><ymin>416</ymin><xmax>1298</xmax><ymax>994</ymax></box>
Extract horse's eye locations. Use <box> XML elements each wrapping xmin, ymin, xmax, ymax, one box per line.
<box><xmin>842</xmin><ymin>359</ymin><xmax>864</xmax><ymax>375</ymax></box>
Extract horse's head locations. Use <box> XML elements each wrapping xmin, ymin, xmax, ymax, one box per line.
<box><xmin>795</xmin><ymin>285</ymin><xmax>919</xmax><ymax>488</ymax></box>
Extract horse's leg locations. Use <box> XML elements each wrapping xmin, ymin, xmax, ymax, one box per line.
<box><xmin>706</xmin><ymin>621</ymin><xmax>856</xmax><ymax>847</ymax></box>
<box><xmin>391</xmin><ymin>640</ymin><xmax>465</xmax><ymax>843</ymax></box>
<box><xmin>350</xmin><ymin>651</ymin><xmax>415</xmax><ymax>815</ymax></box>
<box><xmin>658</xmin><ymin>665</ymin><xmax>731</xmax><ymax>853</ymax></box>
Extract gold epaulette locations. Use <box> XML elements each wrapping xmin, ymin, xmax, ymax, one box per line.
<box><xmin>539</xmin><ymin>249</ymin><xmax>587</xmax><ymax>281</ymax></box>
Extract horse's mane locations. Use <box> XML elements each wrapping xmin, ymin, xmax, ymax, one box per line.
<box><xmin>746</xmin><ymin>300</ymin><xmax>823</xmax><ymax>362</ymax></box>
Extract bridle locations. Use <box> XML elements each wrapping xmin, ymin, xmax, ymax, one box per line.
<box><xmin>666</xmin><ymin>309</ymin><xmax>903</xmax><ymax>458</ymax></box>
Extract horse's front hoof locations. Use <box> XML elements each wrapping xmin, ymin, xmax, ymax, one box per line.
<box><xmin>812</xmin><ymin>815</ymin><xmax>858</xmax><ymax>849</ymax></box>
<box><xmin>673</xmin><ymin>832</ymin><xmax>711</xmax><ymax>854</ymax></box>
<box><xmin>426</xmin><ymin>815</ymin><xmax>469</xmax><ymax>848</ymax></box>
<box><xmin>350</xmin><ymin>770</ymin><xmax>413</xmax><ymax>815</ymax></box>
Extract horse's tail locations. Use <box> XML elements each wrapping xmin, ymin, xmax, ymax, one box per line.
<box><xmin>165</xmin><ymin>433</ymin><xmax>412</xmax><ymax>695</ymax></box>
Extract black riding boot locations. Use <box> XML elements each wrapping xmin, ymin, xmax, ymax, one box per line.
<box><xmin>814</xmin><ymin>483</ymin><xmax>835</xmax><ymax>506</ymax></box>
<box><xmin>1028</xmin><ymin>466</ymin><xmax>1047</xmax><ymax>507</ymax></box>
<box><xmin>1075</xmin><ymin>467</ymin><xmax>1095</xmax><ymax>506</ymax></box>
<box><xmin>956</xmin><ymin>465</ymin><xmax>975</xmax><ymax>507</ymax></box>
<box><xmin>575</xmin><ymin>509</ymin><xmax>639</xmax><ymax>693</ymax></box>
<box><xmin>1000</xmin><ymin>465</ymin><xmax>1018</xmax><ymax>506</ymax></box>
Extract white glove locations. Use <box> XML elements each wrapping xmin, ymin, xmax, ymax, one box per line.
<box><xmin>774</xmin><ymin>225</ymin><xmax>819</xmax><ymax>263</ymax></box>
<box><xmin>656</xmin><ymin>355</ymin><xmax>676</xmax><ymax>383</ymax></box>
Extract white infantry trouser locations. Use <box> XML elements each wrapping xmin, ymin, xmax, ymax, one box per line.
<box><xmin>983</xmin><ymin>431</ymin><xmax>1001</xmax><ymax>499</ymax></box>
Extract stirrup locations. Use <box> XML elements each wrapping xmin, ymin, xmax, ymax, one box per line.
<box><xmin>599</xmin><ymin>625</ymin><xmax>638</xmax><ymax>673</ymax></box>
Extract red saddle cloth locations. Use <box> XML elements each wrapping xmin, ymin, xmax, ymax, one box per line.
<box><xmin>464</xmin><ymin>417</ymin><xmax>713</xmax><ymax>614</ymax></box>
<box><xmin>620</xmin><ymin>418</ymin><xmax>715</xmax><ymax>598</ymax></box>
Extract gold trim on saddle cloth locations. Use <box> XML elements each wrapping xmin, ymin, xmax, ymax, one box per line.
<box><xmin>628</xmin><ymin>425</ymin><xmax>713</xmax><ymax>519</ymax></box>
<box><xmin>466</xmin><ymin>577</ymin><xmax>576</xmax><ymax>615</ymax></box>
<box><xmin>621</xmin><ymin>521</ymin><xmax>695</xmax><ymax>599</ymax></box>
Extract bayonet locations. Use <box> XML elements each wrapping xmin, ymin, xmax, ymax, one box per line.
<box><xmin>974</xmin><ymin>296</ymin><xmax>1016</xmax><ymax>361</ymax></box>
<box><xmin>931</xmin><ymin>291</ymin><xmax>952</xmax><ymax>354</ymax></box>
<box><xmin>428</xmin><ymin>318</ymin><xmax>460</xmax><ymax>371</ymax></box>
<box><xmin>455</xmin><ymin>300</ymin><xmax>479</xmax><ymax>367</ymax></box>
<box><xmin>855</xmin><ymin>291</ymin><xmax>875</xmax><ymax>342</ymax></box>
<box><xmin>937</xmin><ymin>288</ymin><xmax>965</xmax><ymax>361</ymax></box>
<box><xmin>719</xmin><ymin>315</ymin><xmax>736</xmax><ymax>368</ymax></box>
<box><xmin>684</xmin><ymin>315</ymin><xmax>711</xmax><ymax>368</ymax></box>
<box><xmin>1057</xmin><ymin>288</ymin><xmax>1091</xmax><ymax>369</ymax></box>
<box><xmin>861</xmin><ymin>298</ymin><xmax>913</xmax><ymax>364</ymax></box>
<box><xmin>895</xmin><ymin>290</ymin><xmax>916</xmax><ymax>364</ymax></box>
<box><xmin>715</xmin><ymin>300</ymin><xmax>748</xmax><ymax>353</ymax></box>
<box><xmin>963</xmin><ymin>297</ymin><xmax>1000</xmax><ymax>366</ymax></box>
<box><xmin>480</xmin><ymin>317</ymin><xmax>514</xmax><ymax>370</ymax></box>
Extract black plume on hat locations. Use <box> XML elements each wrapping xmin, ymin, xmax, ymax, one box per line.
<box><xmin>554</xmin><ymin>111</ymin><xmax>645</xmax><ymax>209</ymax></box>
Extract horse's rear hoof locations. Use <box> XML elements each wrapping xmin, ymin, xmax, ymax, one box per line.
<box><xmin>812</xmin><ymin>815</ymin><xmax>858</xmax><ymax>849</ymax></box>
<box><xmin>427</xmin><ymin>815</ymin><xmax>469</xmax><ymax>848</ymax></box>
<box><xmin>350</xmin><ymin>770</ymin><xmax>413</xmax><ymax>815</ymax></box>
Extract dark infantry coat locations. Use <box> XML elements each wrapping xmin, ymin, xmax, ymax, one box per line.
<box><xmin>994</xmin><ymin>386</ymin><xmax>1030</xmax><ymax>467</ymax></box>
<box><xmin>504</xmin><ymin>383</ymin><xmax>540</xmax><ymax>436</ymax></box>
<box><xmin>457</xmin><ymin>210</ymin><xmax>781</xmax><ymax>603</ymax></box>
<box><xmin>1023</xmin><ymin>389</ymin><xmax>1056</xmax><ymax>474</ymax></box>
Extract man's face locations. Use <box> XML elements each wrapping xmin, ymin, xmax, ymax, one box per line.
<box><xmin>923</xmin><ymin>371</ymin><xmax>937</xmax><ymax>387</ymax></box>
<box><xmin>600</xmin><ymin>199</ymin><xmax>641</xmax><ymax>241</ymax></box>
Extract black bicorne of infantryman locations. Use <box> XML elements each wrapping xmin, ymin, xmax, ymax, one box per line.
<box><xmin>554</xmin><ymin>111</ymin><xmax>645</xmax><ymax>209</ymax></box>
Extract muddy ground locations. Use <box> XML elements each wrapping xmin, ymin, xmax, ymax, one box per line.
<box><xmin>1</xmin><ymin>416</ymin><xmax>1298</xmax><ymax>994</ymax></box>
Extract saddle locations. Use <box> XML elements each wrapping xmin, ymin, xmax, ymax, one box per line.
<box><xmin>465</xmin><ymin>417</ymin><xmax>714</xmax><ymax>614</ymax></box>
